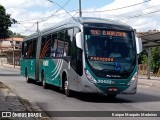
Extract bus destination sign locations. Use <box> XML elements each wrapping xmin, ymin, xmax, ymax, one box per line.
<box><xmin>90</xmin><ymin>30</ymin><xmax>126</xmax><ymax>37</ymax></box>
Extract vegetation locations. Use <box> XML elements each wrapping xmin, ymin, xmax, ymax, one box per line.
<box><xmin>138</xmin><ymin>47</ymin><xmax>160</xmax><ymax>74</ymax></box>
<box><xmin>11</xmin><ymin>32</ymin><xmax>26</xmax><ymax>38</ymax></box>
<box><xmin>0</xmin><ymin>4</ymin><xmax>17</xmax><ymax>39</ymax></box>
<box><xmin>151</xmin><ymin>47</ymin><xmax>160</xmax><ymax>73</ymax></box>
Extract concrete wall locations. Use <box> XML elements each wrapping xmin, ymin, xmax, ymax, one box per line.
<box><xmin>0</xmin><ymin>57</ymin><xmax>7</xmax><ymax>64</ymax></box>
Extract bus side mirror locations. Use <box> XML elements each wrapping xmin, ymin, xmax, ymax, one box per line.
<box><xmin>76</xmin><ymin>32</ymin><xmax>83</xmax><ymax>49</ymax></box>
<box><xmin>136</xmin><ymin>37</ymin><xmax>143</xmax><ymax>54</ymax></box>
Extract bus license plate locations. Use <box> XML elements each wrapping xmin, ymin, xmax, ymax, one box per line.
<box><xmin>108</xmin><ymin>88</ymin><xmax>118</xmax><ymax>92</ymax></box>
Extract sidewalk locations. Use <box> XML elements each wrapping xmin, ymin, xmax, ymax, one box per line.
<box><xmin>0</xmin><ymin>82</ymin><xmax>27</xmax><ymax>112</ymax></box>
<box><xmin>0</xmin><ymin>82</ymin><xmax>50</xmax><ymax>120</ymax></box>
<box><xmin>138</xmin><ymin>75</ymin><xmax>160</xmax><ymax>88</ymax></box>
<box><xmin>1</xmin><ymin>63</ymin><xmax>20</xmax><ymax>70</ymax></box>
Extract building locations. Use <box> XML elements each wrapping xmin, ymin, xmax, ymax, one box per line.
<box><xmin>0</xmin><ymin>37</ymin><xmax>23</xmax><ymax>65</ymax></box>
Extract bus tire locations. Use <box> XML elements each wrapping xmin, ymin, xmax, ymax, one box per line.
<box><xmin>41</xmin><ymin>72</ymin><xmax>48</xmax><ymax>89</ymax></box>
<box><xmin>25</xmin><ymin>71</ymin><xmax>31</xmax><ymax>83</ymax></box>
<box><xmin>64</xmin><ymin>77</ymin><xmax>72</xmax><ymax>97</ymax></box>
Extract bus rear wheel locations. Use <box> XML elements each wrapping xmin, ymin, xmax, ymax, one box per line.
<box><xmin>64</xmin><ymin>77</ymin><xmax>72</xmax><ymax>97</ymax></box>
<box><xmin>26</xmin><ymin>71</ymin><xmax>31</xmax><ymax>83</ymax></box>
<box><xmin>41</xmin><ymin>72</ymin><xmax>48</xmax><ymax>89</ymax></box>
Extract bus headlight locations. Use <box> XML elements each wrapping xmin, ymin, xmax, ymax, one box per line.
<box><xmin>128</xmin><ymin>72</ymin><xmax>138</xmax><ymax>85</ymax></box>
<box><xmin>85</xmin><ymin>70</ymin><xmax>97</xmax><ymax>83</ymax></box>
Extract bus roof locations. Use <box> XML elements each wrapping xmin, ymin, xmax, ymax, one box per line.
<box><xmin>75</xmin><ymin>17</ymin><xmax>129</xmax><ymax>26</ymax></box>
<box><xmin>24</xmin><ymin>17</ymin><xmax>133</xmax><ymax>40</ymax></box>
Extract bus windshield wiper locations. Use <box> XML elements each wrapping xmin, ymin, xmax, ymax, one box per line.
<box><xmin>94</xmin><ymin>68</ymin><xmax>114</xmax><ymax>74</ymax></box>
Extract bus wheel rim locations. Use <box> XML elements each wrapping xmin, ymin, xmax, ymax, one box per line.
<box><xmin>43</xmin><ymin>79</ymin><xmax>45</xmax><ymax>86</ymax></box>
<box><xmin>26</xmin><ymin>73</ymin><xmax>28</xmax><ymax>81</ymax></box>
<box><xmin>64</xmin><ymin>81</ymin><xmax>68</xmax><ymax>91</ymax></box>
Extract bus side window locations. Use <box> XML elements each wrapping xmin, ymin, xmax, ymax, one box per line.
<box><xmin>40</xmin><ymin>36</ymin><xmax>46</xmax><ymax>58</ymax></box>
<box><xmin>21</xmin><ymin>42</ymin><xmax>24</xmax><ymax>58</ymax></box>
<box><xmin>32</xmin><ymin>38</ymin><xmax>37</xmax><ymax>58</ymax></box>
<box><xmin>50</xmin><ymin>33</ymin><xmax>57</xmax><ymax>57</ymax></box>
<box><xmin>55</xmin><ymin>31</ymin><xmax>65</xmax><ymax>57</ymax></box>
<box><xmin>69</xmin><ymin>27</ymin><xmax>83</xmax><ymax>76</ymax></box>
<box><xmin>28</xmin><ymin>40</ymin><xmax>33</xmax><ymax>58</ymax></box>
<box><xmin>65</xmin><ymin>29</ymin><xmax>73</xmax><ymax>56</ymax></box>
<box><xmin>24</xmin><ymin>42</ymin><xmax>28</xmax><ymax>58</ymax></box>
<box><xmin>40</xmin><ymin>35</ymin><xmax>51</xmax><ymax>58</ymax></box>
<box><xmin>45</xmin><ymin>35</ymin><xmax>51</xmax><ymax>58</ymax></box>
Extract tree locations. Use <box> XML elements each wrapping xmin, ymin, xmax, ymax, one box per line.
<box><xmin>151</xmin><ymin>47</ymin><xmax>160</xmax><ymax>74</ymax></box>
<box><xmin>12</xmin><ymin>32</ymin><xmax>26</xmax><ymax>38</ymax></box>
<box><xmin>0</xmin><ymin>5</ymin><xmax>16</xmax><ymax>39</ymax></box>
<box><xmin>138</xmin><ymin>49</ymin><xmax>147</xmax><ymax>64</ymax></box>
<box><xmin>138</xmin><ymin>47</ymin><xmax>160</xmax><ymax>74</ymax></box>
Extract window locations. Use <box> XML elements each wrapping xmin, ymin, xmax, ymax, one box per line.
<box><xmin>50</xmin><ymin>33</ymin><xmax>57</xmax><ymax>57</ymax></box>
<box><xmin>65</xmin><ymin>29</ymin><xmax>73</xmax><ymax>56</ymax></box>
<box><xmin>66</xmin><ymin>27</ymin><xmax>83</xmax><ymax>76</ymax></box>
<box><xmin>40</xmin><ymin>35</ymin><xmax>51</xmax><ymax>58</ymax></box>
<box><xmin>15</xmin><ymin>47</ymin><xmax>19</xmax><ymax>49</ymax></box>
<box><xmin>21</xmin><ymin>42</ymin><xmax>24</xmax><ymax>58</ymax></box>
<box><xmin>27</xmin><ymin>40</ymin><xmax>33</xmax><ymax>58</ymax></box>
<box><xmin>55</xmin><ymin>31</ymin><xmax>65</xmax><ymax>57</ymax></box>
<box><xmin>16</xmin><ymin>41</ymin><xmax>20</xmax><ymax>44</ymax></box>
<box><xmin>32</xmin><ymin>39</ymin><xmax>37</xmax><ymax>58</ymax></box>
<box><xmin>23</xmin><ymin>42</ymin><xmax>28</xmax><ymax>58</ymax></box>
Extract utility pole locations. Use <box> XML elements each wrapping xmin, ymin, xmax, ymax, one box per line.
<box><xmin>79</xmin><ymin>0</ymin><xmax>82</xmax><ymax>17</ymax></box>
<box><xmin>147</xmin><ymin>48</ymin><xmax>151</xmax><ymax>79</ymax></box>
<box><xmin>0</xmin><ymin>41</ymin><xmax>2</xmax><ymax>66</ymax></box>
<box><xmin>12</xmin><ymin>37</ymin><xmax>15</xmax><ymax>68</ymax></box>
<box><xmin>37</xmin><ymin>21</ymin><xmax>39</xmax><ymax>33</ymax></box>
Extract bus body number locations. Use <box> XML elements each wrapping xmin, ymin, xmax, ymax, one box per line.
<box><xmin>98</xmin><ymin>79</ymin><xmax>115</xmax><ymax>84</ymax></box>
<box><xmin>43</xmin><ymin>60</ymin><xmax>49</xmax><ymax>66</ymax></box>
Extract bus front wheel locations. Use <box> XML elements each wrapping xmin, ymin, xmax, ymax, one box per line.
<box><xmin>64</xmin><ymin>77</ymin><xmax>72</xmax><ymax>97</ymax></box>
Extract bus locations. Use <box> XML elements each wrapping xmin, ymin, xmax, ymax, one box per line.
<box><xmin>20</xmin><ymin>17</ymin><xmax>142</xmax><ymax>97</ymax></box>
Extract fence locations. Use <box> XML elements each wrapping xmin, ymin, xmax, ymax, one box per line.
<box><xmin>138</xmin><ymin>64</ymin><xmax>160</xmax><ymax>77</ymax></box>
<box><xmin>138</xmin><ymin>64</ymin><xmax>147</xmax><ymax>75</ymax></box>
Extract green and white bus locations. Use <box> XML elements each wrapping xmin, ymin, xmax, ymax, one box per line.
<box><xmin>20</xmin><ymin>17</ymin><xmax>142</xmax><ymax>97</ymax></box>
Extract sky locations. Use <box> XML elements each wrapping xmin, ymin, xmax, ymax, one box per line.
<box><xmin>0</xmin><ymin>0</ymin><xmax>160</xmax><ymax>36</ymax></box>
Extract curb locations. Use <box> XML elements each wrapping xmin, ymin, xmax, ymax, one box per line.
<box><xmin>0</xmin><ymin>64</ymin><xmax>20</xmax><ymax>71</ymax></box>
<box><xmin>138</xmin><ymin>82</ymin><xmax>160</xmax><ymax>88</ymax></box>
<box><xmin>0</xmin><ymin>82</ymin><xmax>50</xmax><ymax>120</ymax></box>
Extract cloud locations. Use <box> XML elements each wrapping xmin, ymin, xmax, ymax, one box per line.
<box><xmin>0</xmin><ymin>0</ymin><xmax>160</xmax><ymax>35</ymax></box>
<box><xmin>93</xmin><ymin>0</ymin><xmax>160</xmax><ymax>32</ymax></box>
<box><xmin>0</xmin><ymin>0</ymin><xmax>51</xmax><ymax>9</ymax></box>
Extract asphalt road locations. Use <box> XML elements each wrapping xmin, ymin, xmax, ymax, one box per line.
<box><xmin>0</xmin><ymin>66</ymin><xmax>160</xmax><ymax>120</ymax></box>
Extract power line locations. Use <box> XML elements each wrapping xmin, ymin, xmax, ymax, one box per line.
<box><xmin>11</xmin><ymin>0</ymin><xmax>77</xmax><ymax>35</ymax></box>
<box><xmin>124</xmin><ymin>9</ymin><xmax>160</xmax><ymax>20</ymax></box>
<box><xmin>17</xmin><ymin>0</ymin><xmax>73</xmax><ymax>23</ymax></box>
<box><xmin>46</xmin><ymin>0</ymin><xmax>78</xmax><ymax>22</ymax></box>
<box><xmin>40</xmin><ymin>0</ymin><xmax>74</xmax><ymax>22</ymax></box>
<box><xmin>82</xmin><ymin>0</ymin><xmax>151</xmax><ymax>13</ymax></box>
<box><xmin>16</xmin><ymin>9</ymin><xmax>78</xmax><ymax>23</ymax></box>
<box><xmin>17</xmin><ymin>0</ymin><xmax>152</xmax><ymax>23</ymax></box>
<box><xmin>16</xmin><ymin>23</ymin><xmax>33</xmax><ymax>34</ymax></box>
<box><xmin>116</xmin><ymin>4</ymin><xmax>160</xmax><ymax>17</ymax></box>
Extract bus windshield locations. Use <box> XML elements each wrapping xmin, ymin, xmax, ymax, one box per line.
<box><xmin>84</xmin><ymin>27</ymin><xmax>136</xmax><ymax>78</ymax></box>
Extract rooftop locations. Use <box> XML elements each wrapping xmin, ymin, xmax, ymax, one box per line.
<box><xmin>0</xmin><ymin>37</ymin><xmax>23</xmax><ymax>42</ymax></box>
<box><xmin>137</xmin><ymin>30</ymin><xmax>160</xmax><ymax>48</ymax></box>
